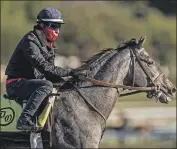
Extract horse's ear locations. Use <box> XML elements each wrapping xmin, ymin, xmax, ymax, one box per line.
<box><xmin>138</xmin><ymin>36</ymin><xmax>146</xmax><ymax>48</ymax></box>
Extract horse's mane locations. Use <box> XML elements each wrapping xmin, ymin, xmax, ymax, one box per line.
<box><xmin>62</xmin><ymin>37</ymin><xmax>144</xmax><ymax>90</ymax></box>
<box><xmin>61</xmin><ymin>38</ymin><xmax>139</xmax><ymax>89</ymax></box>
<box><xmin>81</xmin><ymin>48</ymin><xmax>114</xmax><ymax>66</ymax></box>
<box><xmin>75</xmin><ymin>38</ymin><xmax>138</xmax><ymax>71</ymax></box>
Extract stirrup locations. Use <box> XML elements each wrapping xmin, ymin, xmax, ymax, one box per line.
<box><xmin>31</xmin><ymin>117</ymin><xmax>43</xmax><ymax>133</ymax></box>
<box><xmin>31</xmin><ymin>126</ymin><xmax>43</xmax><ymax>133</ymax></box>
<box><xmin>30</xmin><ymin>117</ymin><xmax>44</xmax><ymax>148</ymax></box>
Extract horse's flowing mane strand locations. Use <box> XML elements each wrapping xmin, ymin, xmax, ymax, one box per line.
<box><xmin>82</xmin><ymin>48</ymin><xmax>114</xmax><ymax>65</ymax></box>
<box><xmin>75</xmin><ymin>38</ymin><xmax>138</xmax><ymax>71</ymax></box>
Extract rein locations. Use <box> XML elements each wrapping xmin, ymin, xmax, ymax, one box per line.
<box><xmin>76</xmin><ymin>75</ymin><xmax>158</xmax><ymax>96</ymax></box>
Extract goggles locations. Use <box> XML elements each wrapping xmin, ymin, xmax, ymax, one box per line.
<box><xmin>46</xmin><ymin>22</ymin><xmax>61</xmax><ymax>33</ymax></box>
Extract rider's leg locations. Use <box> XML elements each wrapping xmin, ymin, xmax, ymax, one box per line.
<box><xmin>6</xmin><ymin>79</ymin><xmax>53</xmax><ymax>131</ymax></box>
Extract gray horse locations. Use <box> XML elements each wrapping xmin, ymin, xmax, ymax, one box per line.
<box><xmin>51</xmin><ymin>37</ymin><xmax>176</xmax><ymax>148</ymax></box>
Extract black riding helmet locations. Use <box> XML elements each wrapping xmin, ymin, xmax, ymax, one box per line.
<box><xmin>36</xmin><ymin>7</ymin><xmax>65</xmax><ymax>24</ymax></box>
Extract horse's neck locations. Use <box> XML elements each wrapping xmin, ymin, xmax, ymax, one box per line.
<box><xmin>95</xmin><ymin>49</ymin><xmax>131</xmax><ymax>85</ymax></box>
<box><xmin>79</xmin><ymin>49</ymin><xmax>131</xmax><ymax>120</ymax></box>
<box><xmin>88</xmin><ymin>50</ymin><xmax>117</xmax><ymax>78</ymax></box>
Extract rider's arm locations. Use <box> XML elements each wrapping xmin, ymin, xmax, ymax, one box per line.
<box><xmin>23</xmin><ymin>41</ymin><xmax>71</xmax><ymax>80</ymax></box>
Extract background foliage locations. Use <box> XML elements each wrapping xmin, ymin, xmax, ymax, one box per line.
<box><xmin>0</xmin><ymin>1</ymin><xmax>176</xmax><ymax>148</ymax></box>
<box><xmin>1</xmin><ymin>1</ymin><xmax>176</xmax><ymax>84</ymax></box>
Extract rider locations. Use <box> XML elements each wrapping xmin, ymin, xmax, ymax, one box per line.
<box><xmin>5</xmin><ymin>7</ymin><xmax>73</xmax><ymax>131</ymax></box>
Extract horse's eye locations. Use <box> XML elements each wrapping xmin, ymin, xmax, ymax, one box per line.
<box><xmin>147</xmin><ymin>59</ymin><xmax>154</xmax><ymax>65</ymax></box>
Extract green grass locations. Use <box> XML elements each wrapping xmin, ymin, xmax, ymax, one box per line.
<box><xmin>116</xmin><ymin>99</ymin><xmax>176</xmax><ymax>110</ymax></box>
<box><xmin>99</xmin><ymin>139</ymin><xmax>176</xmax><ymax>148</ymax></box>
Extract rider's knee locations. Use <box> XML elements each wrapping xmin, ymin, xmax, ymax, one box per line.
<box><xmin>43</xmin><ymin>80</ymin><xmax>53</xmax><ymax>91</ymax></box>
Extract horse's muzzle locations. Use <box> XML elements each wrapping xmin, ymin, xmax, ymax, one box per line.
<box><xmin>155</xmin><ymin>91</ymin><xmax>172</xmax><ymax>104</ymax></box>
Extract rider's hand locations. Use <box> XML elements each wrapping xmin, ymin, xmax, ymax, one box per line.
<box><xmin>69</xmin><ymin>69</ymin><xmax>87</xmax><ymax>77</ymax></box>
<box><xmin>66</xmin><ymin>68</ymin><xmax>73</xmax><ymax>76</ymax></box>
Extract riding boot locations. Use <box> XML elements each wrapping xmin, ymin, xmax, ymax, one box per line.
<box><xmin>16</xmin><ymin>118</ymin><xmax>37</xmax><ymax>132</ymax></box>
<box><xmin>16</xmin><ymin>84</ymin><xmax>53</xmax><ymax>131</ymax></box>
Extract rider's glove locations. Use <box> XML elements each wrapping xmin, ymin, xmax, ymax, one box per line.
<box><xmin>69</xmin><ymin>69</ymin><xmax>87</xmax><ymax>77</ymax></box>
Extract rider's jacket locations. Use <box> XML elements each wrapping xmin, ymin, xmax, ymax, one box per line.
<box><xmin>5</xmin><ymin>25</ymin><xmax>70</xmax><ymax>83</ymax></box>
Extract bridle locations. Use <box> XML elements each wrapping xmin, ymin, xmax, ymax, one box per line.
<box><xmin>75</xmin><ymin>47</ymin><xmax>162</xmax><ymax>97</ymax></box>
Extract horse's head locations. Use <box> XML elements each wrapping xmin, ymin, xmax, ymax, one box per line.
<box><xmin>124</xmin><ymin>37</ymin><xmax>176</xmax><ymax>104</ymax></box>
<box><xmin>72</xmin><ymin>36</ymin><xmax>176</xmax><ymax>104</ymax></box>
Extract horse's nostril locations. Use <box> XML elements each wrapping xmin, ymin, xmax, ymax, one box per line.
<box><xmin>171</xmin><ymin>88</ymin><xmax>176</xmax><ymax>93</ymax></box>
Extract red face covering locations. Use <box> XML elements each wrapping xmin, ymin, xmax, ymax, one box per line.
<box><xmin>44</xmin><ymin>27</ymin><xmax>59</xmax><ymax>42</ymax></box>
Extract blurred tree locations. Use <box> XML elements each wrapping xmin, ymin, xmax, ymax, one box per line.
<box><xmin>132</xmin><ymin>1</ymin><xmax>149</xmax><ymax>20</ymax></box>
<box><xmin>152</xmin><ymin>31</ymin><xmax>174</xmax><ymax>65</ymax></box>
<box><xmin>119</xmin><ymin>0</ymin><xmax>177</xmax><ymax>15</ymax></box>
<box><xmin>148</xmin><ymin>0</ymin><xmax>176</xmax><ymax>15</ymax></box>
<box><xmin>1</xmin><ymin>1</ymin><xmax>176</xmax><ymax>84</ymax></box>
